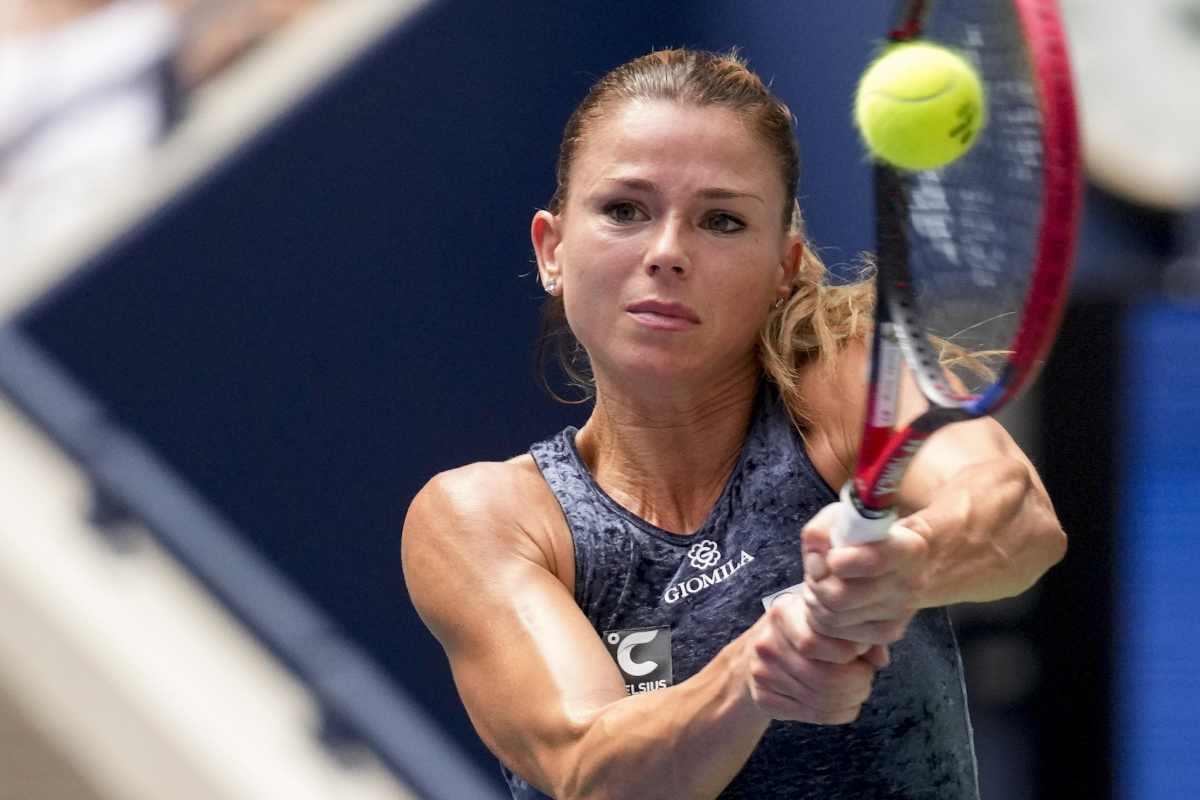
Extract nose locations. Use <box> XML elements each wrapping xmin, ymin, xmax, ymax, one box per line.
<box><xmin>644</xmin><ymin>217</ymin><xmax>690</xmax><ymax>278</ymax></box>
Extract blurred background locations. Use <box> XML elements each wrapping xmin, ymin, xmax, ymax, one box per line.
<box><xmin>0</xmin><ymin>1</ymin><xmax>1196</xmax><ymax>798</ymax></box>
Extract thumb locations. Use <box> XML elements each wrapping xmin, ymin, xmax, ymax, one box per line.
<box><xmin>801</xmin><ymin>502</ymin><xmax>840</xmax><ymax>580</ymax></box>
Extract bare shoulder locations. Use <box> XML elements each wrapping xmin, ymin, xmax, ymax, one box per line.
<box><xmin>401</xmin><ymin>456</ymin><xmax>575</xmax><ymax>624</ymax></box>
<box><xmin>406</xmin><ymin>456</ymin><xmax>551</xmax><ymax>538</ymax></box>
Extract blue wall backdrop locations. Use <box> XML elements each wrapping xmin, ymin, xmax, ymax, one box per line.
<box><xmin>1117</xmin><ymin>305</ymin><xmax>1200</xmax><ymax>800</ymax></box>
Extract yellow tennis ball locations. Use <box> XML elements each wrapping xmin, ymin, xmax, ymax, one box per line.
<box><xmin>854</xmin><ymin>42</ymin><xmax>986</xmax><ymax>171</ymax></box>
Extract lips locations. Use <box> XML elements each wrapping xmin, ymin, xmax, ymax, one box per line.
<box><xmin>625</xmin><ymin>299</ymin><xmax>701</xmax><ymax>325</ymax></box>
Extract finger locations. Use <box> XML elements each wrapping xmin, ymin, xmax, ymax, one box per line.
<box><xmin>803</xmin><ymin>550</ymin><xmax>830</xmax><ymax>582</ymax></box>
<box><xmin>747</xmin><ymin>682</ymin><xmax>864</xmax><ymax>725</ymax></box>
<box><xmin>802</xmin><ymin>501</ymin><xmax>842</xmax><ymax>535</ymax></box>
<box><xmin>826</xmin><ymin>523</ymin><xmax>928</xmax><ymax>579</ymax></box>
<box><xmin>750</xmin><ymin>661</ymin><xmax>873</xmax><ymax>713</ymax></box>
<box><xmin>803</xmin><ymin>582</ymin><xmax>913</xmax><ymax>629</ymax></box>
<box><xmin>861</xmin><ymin>645</ymin><xmax>891</xmax><ymax>669</ymax></box>
<box><xmin>751</xmin><ymin>639</ymin><xmax>877</xmax><ymax>709</ymax></box>
<box><xmin>800</xmin><ymin>503</ymin><xmax>840</xmax><ymax>557</ymax></box>
<box><xmin>766</xmin><ymin>598</ymin><xmax>867</xmax><ymax>664</ymax></box>
<box><xmin>806</xmin><ymin>570</ymin><xmax>917</xmax><ymax>614</ymax></box>
<box><xmin>805</xmin><ymin>611</ymin><xmax>913</xmax><ymax>647</ymax></box>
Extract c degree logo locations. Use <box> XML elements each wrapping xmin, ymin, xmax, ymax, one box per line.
<box><xmin>607</xmin><ymin>629</ymin><xmax>659</xmax><ymax>677</ymax></box>
<box><xmin>603</xmin><ymin>626</ymin><xmax>673</xmax><ymax>694</ymax></box>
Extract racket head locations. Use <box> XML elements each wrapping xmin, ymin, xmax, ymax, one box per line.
<box><xmin>853</xmin><ymin>0</ymin><xmax>1082</xmax><ymax>512</ymax></box>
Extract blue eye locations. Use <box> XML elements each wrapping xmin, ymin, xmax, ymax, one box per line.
<box><xmin>605</xmin><ymin>202</ymin><xmax>645</xmax><ymax>223</ymax></box>
<box><xmin>705</xmin><ymin>212</ymin><xmax>746</xmax><ymax>233</ymax></box>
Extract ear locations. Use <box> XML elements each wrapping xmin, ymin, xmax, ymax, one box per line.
<box><xmin>531</xmin><ymin>209</ymin><xmax>564</xmax><ymax>292</ymax></box>
<box><xmin>777</xmin><ymin>234</ymin><xmax>805</xmax><ymax>298</ymax></box>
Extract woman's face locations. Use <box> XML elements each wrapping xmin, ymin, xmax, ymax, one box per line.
<box><xmin>535</xmin><ymin>99</ymin><xmax>799</xmax><ymax>394</ymax></box>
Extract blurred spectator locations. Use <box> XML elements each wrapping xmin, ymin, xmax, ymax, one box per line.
<box><xmin>0</xmin><ymin>0</ymin><xmax>314</xmax><ymax>258</ymax></box>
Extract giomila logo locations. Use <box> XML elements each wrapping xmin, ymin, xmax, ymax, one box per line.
<box><xmin>664</xmin><ymin>540</ymin><xmax>755</xmax><ymax>605</ymax></box>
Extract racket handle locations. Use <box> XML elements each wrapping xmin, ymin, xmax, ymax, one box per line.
<box><xmin>832</xmin><ymin>483</ymin><xmax>897</xmax><ymax>546</ymax></box>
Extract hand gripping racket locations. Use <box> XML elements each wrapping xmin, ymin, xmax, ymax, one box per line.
<box><xmin>833</xmin><ymin>0</ymin><xmax>1083</xmax><ymax>546</ymax></box>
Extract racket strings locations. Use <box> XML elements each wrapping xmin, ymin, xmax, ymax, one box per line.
<box><xmin>900</xmin><ymin>2</ymin><xmax>1048</xmax><ymax>398</ymax></box>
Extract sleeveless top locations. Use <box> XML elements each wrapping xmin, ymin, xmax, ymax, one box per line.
<box><xmin>504</xmin><ymin>385</ymin><xmax>979</xmax><ymax>799</ymax></box>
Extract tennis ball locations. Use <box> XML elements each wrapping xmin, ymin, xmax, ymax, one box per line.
<box><xmin>854</xmin><ymin>42</ymin><xmax>986</xmax><ymax>171</ymax></box>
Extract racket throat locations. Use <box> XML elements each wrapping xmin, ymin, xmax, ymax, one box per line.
<box><xmin>856</xmin><ymin>432</ymin><xmax>927</xmax><ymax>510</ymax></box>
<box><xmin>855</xmin><ymin>405</ymin><xmax>971</xmax><ymax>509</ymax></box>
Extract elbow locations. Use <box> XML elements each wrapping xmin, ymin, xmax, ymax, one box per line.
<box><xmin>551</xmin><ymin>718</ymin><xmax>618</xmax><ymax>800</ymax></box>
<box><xmin>554</xmin><ymin>750</ymin><xmax>597</xmax><ymax>800</ymax></box>
<box><xmin>1003</xmin><ymin>459</ymin><xmax>1067</xmax><ymax>586</ymax></box>
<box><xmin>1038</xmin><ymin>513</ymin><xmax>1068</xmax><ymax>587</ymax></box>
<box><xmin>553</xmin><ymin>717</ymin><xmax>664</xmax><ymax>800</ymax></box>
<box><xmin>1027</xmin><ymin>510</ymin><xmax>1067</xmax><ymax>586</ymax></box>
<box><xmin>1045</xmin><ymin>515</ymin><xmax>1068</xmax><ymax>568</ymax></box>
<box><xmin>1024</xmin><ymin>470</ymin><xmax>1067</xmax><ymax>572</ymax></box>
<box><xmin>555</xmin><ymin>760</ymin><xmax>615</xmax><ymax>800</ymax></box>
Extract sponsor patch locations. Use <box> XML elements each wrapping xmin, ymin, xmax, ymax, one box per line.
<box><xmin>603</xmin><ymin>626</ymin><xmax>673</xmax><ymax>695</ymax></box>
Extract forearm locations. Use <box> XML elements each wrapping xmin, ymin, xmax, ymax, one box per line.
<box><xmin>557</xmin><ymin>639</ymin><xmax>769</xmax><ymax>800</ymax></box>
<box><xmin>906</xmin><ymin>456</ymin><xmax>1066</xmax><ymax>607</ymax></box>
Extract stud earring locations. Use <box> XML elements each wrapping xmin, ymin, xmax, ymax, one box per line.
<box><xmin>544</xmin><ymin>277</ymin><xmax>558</xmax><ymax>294</ymax></box>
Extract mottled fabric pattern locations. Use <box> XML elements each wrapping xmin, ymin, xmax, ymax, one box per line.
<box><xmin>502</xmin><ymin>385</ymin><xmax>979</xmax><ymax>799</ymax></box>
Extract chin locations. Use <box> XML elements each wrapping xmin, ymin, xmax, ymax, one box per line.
<box><xmin>606</xmin><ymin>348</ymin><xmax>752</xmax><ymax>391</ymax></box>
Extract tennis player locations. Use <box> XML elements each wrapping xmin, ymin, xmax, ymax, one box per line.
<box><xmin>402</xmin><ymin>49</ymin><xmax>1065</xmax><ymax>799</ymax></box>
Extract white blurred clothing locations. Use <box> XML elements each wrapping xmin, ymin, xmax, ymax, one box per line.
<box><xmin>0</xmin><ymin>0</ymin><xmax>179</xmax><ymax>257</ymax></box>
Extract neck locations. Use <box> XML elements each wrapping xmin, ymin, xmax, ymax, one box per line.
<box><xmin>575</xmin><ymin>366</ymin><xmax>760</xmax><ymax>535</ymax></box>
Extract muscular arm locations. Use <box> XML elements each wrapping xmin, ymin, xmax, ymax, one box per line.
<box><xmin>801</xmin><ymin>342</ymin><xmax>1066</xmax><ymax>622</ymax></box>
<box><xmin>893</xmin><ymin>412</ymin><xmax>1066</xmax><ymax>606</ymax></box>
<box><xmin>402</xmin><ymin>462</ymin><xmax>875</xmax><ymax>800</ymax></box>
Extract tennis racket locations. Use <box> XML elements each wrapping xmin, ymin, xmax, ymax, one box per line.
<box><xmin>832</xmin><ymin>0</ymin><xmax>1083</xmax><ymax>546</ymax></box>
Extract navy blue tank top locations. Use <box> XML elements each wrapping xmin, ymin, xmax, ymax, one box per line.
<box><xmin>505</xmin><ymin>385</ymin><xmax>979</xmax><ymax>799</ymax></box>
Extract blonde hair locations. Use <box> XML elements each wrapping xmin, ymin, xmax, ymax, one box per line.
<box><xmin>759</xmin><ymin>205</ymin><xmax>875</xmax><ymax>428</ymax></box>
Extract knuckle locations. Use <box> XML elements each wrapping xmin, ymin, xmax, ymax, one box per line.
<box><xmin>752</xmin><ymin>638</ymin><xmax>780</xmax><ymax>664</ymax></box>
<box><xmin>791</xmin><ymin>629</ymin><xmax>816</xmax><ymax>655</ymax></box>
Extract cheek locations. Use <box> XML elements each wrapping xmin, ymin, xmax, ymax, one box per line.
<box><xmin>560</xmin><ymin>237</ymin><xmax>635</xmax><ymax>337</ymax></box>
<box><xmin>713</xmin><ymin>246</ymin><xmax>780</xmax><ymax>305</ymax></box>
<box><xmin>708</xmin><ymin>253</ymin><xmax>781</xmax><ymax>335</ymax></box>
<box><xmin>566</xmin><ymin>229</ymin><xmax>642</xmax><ymax>294</ymax></box>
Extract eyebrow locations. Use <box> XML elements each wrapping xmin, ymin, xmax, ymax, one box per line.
<box><xmin>600</xmin><ymin>177</ymin><xmax>765</xmax><ymax>206</ymax></box>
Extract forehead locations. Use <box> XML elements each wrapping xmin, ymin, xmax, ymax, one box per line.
<box><xmin>570</xmin><ymin>100</ymin><xmax>783</xmax><ymax>201</ymax></box>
